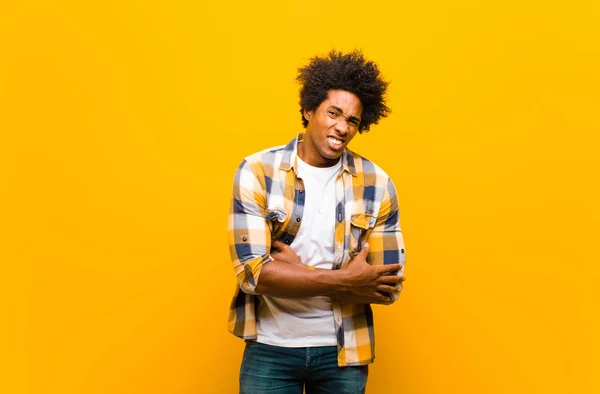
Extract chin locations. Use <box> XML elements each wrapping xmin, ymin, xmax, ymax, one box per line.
<box><xmin>321</xmin><ymin>151</ymin><xmax>340</xmax><ymax>160</ymax></box>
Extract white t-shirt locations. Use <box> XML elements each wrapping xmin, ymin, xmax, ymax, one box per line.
<box><xmin>256</xmin><ymin>154</ymin><xmax>341</xmax><ymax>347</ymax></box>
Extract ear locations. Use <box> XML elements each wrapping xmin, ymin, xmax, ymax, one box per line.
<box><xmin>303</xmin><ymin>108</ymin><xmax>313</xmax><ymax>122</ymax></box>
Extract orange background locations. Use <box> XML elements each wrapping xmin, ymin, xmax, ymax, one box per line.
<box><xmin>1</xmin><ymin>1</ymin><xmax>599</xmax><ymax>393</ymax></box>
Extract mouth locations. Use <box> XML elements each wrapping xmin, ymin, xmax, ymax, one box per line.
<box><xmin>327</xmin><ymin>136</ymin><xmax>345</xmax><ymax>150</ymax></box>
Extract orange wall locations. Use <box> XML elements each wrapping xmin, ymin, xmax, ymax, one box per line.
<box><xmin>1</xmin><ymin>1</ymin><xmax>599</xmax><ymax>393</ymax></box>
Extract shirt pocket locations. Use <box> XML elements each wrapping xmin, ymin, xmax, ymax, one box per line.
<box><xmin>349</xmin><ymin>213</ymin><xmax>376</xmax><ymax>259</ymax></box>
<box><xmin>265</xmin><ymin>206</ymin><xmax>288</xmax><ymax>240</ymax></box>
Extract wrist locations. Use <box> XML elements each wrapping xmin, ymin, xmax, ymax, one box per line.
<box><xmin>331</xmin><ymin>269</ymin><xmax>351</xmax><ymax>292</ymax></box>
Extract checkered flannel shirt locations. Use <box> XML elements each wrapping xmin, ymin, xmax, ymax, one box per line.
<box><xmin>227</xmin><ymin>133</ymin><xmax>406</xmax><ymax>366</ymax></box>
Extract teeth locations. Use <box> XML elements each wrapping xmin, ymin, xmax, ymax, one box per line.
<box><xmin>328</xmin><ymin>137</ymin><xmax>343</xmax><ymax>146</ymax></box>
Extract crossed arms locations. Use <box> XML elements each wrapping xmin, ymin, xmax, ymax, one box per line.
<box><xmin>257</xmin><ymin>241</ymin><xmax>403</xmax><ymax>304</ymax></box>
<box><xmin>229</xmin><ymin>160</ymin><xmax>406</xmax><ymax>305</ymax></box>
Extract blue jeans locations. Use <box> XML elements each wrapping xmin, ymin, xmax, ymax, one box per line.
<box><xmin>239</xmin><ymin>341</ymin><xmax>368</xmax><ymax>394</ymax></box>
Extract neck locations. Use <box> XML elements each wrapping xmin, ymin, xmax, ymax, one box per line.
<box><xmin>297</xmin><ymin>140</ymin><xmax>340</xmax><ymax>168</ymax></box>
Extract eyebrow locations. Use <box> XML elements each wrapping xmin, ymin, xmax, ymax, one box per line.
<box><xmin>329</xmin><ymin>105</ymin><xmax>361</xmax><ymax>122</ymax></box>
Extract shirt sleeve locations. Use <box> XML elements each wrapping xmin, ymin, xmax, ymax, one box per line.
<box><xmin>366</xmin><ymin>177</ymin><xmax>406</xmax><ymax>302</ymax></box>
<box><xmin>227</xmin><ymin>159</ymin><xmax>274</xmax><ymax>295</ymax></box>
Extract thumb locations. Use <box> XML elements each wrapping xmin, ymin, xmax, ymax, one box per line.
<box><xmin>272</xmin><ymin>240</ymin><xmax>285</xmax><ymax>250</ymax></box>
<box><xmin>359</xmin><ymin>243</ymin><xmax>370</xmax><ymax>256</ymax></box>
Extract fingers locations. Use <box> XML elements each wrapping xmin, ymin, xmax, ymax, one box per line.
<box><xmin>372</xmin><ymin>291</ymin><xmax>392</xmax><ymax>303</ymax></box>
<box><xmin>371</xmin><ymin>296</ymin><xmax>393</xmax><ymax>305</ymax></box>
<box><xmin>379</xmin><ymin>274</ymin><xmax>405</xmax><ymax>284</ymax></box>
<box><xmin>272</xmin><ymin>240</ymin><xmax>286</xmax><ymax>251</ymax></box>
<box><xmin>377</xmin><ymin>284</ymin><xmax>400</xmax><ymax>293</ymax></box>
<box><xmin>377</xmin><ymin>263</ymin><xmax>403</xmax><ymax>274</ymax></box>
<box><xmin>271</xmin><ymin>252</ymin><xmax>285</xmax><ymax>264</ymax></box>
<box><xmin>372</xmin><ymin>299</ymin><xmax>393</xmax><ymax>305</ymax></box>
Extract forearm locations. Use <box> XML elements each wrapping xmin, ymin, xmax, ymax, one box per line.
<box><xmin>329</xmin><ymin>291</ymin><xmax>393</xmax><ymax>305</ymax></box>
<box><xmin>255</xmin><ymin>260</ymin><xmax>348</xmax><ymax>297</ymax></box>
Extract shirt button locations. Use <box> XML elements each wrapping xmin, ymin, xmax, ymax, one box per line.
<box><xmin>296</xmin><ymin>217</ymin><xmax>301</xmax><ymax>222</ymax></box>
<box><xmin>242</xmin><ymin>236</ymin><xmax>247</xmax><ymax>242</ymax></box>
<box><xmin>401</xmin><ymin>249</ymin><xmax>405</xmax><ymax>253</ymax></box>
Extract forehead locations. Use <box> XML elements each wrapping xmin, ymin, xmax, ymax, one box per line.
<box><xmin>322</xmin><ymin>90</ymin><xmax>362</xmax><ymax>114</ymax></box>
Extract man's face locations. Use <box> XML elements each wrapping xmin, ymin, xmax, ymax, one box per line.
<box><xmin>299</xmin><ymin>89</ymin><xmax>363</xmax><ymax>168</ymax></box>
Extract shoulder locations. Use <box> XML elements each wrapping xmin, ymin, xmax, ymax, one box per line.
<box><xmin>242</xmin><ymin>144</ymin><xmax>287</xmax><ymax>166</ymax></box>
<box><xmin>347</xmin><ymin>148</ymin><xmax>393</xmax><ymax>187</ymax></box>
<box><xmin>232</xmin><ymin>144</ymin><xmax>286</xmax><ymax>194</ymax></box>
<box><xmin>235</xmin><ymin>143</ymin><xmax>287</xmax><ymax>176</ymax></box>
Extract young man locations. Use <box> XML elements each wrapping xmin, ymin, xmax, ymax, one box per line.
<box><xmin>228</xmin><ymin>50</ymin><xmax>406</xmax><ymax>394</ymax></box>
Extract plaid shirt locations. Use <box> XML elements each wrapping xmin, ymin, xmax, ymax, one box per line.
<box><xmin>227</xmin><ymin>133</ymin><xmax>406</xmax><ymax>366</ymax></box>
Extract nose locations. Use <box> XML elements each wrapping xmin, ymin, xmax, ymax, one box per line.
<box><xmin>334</xmin><ymin>118</ymin><xmax>350</xmax><ymax>135</ymax></box>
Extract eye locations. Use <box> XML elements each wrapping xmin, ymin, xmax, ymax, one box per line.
<box><xmin>327</xmin><ymin>110</ymin><xmax>338</xmax><ymax>117</ymax></box>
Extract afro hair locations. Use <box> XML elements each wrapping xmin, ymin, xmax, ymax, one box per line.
<box><xmin>296</xmin><ymin>50</ymin><xmax>390</xmax><ymax>133</ymax></box>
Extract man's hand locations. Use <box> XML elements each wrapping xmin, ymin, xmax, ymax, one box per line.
<box><xmin>341</xmin><ymin>244</ymin><xmax>404</xmax><ymax>302</ymax></box>
<box><xmin>271</xmin><ymin>240</ymin><xmax>303</xmax><ymax>267</ymax></box>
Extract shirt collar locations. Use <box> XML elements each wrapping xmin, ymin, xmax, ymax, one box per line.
<box><xmin>279</xmin><ymin>133</ymin><xmax>357</xmax><ymax>177</ymax></box>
